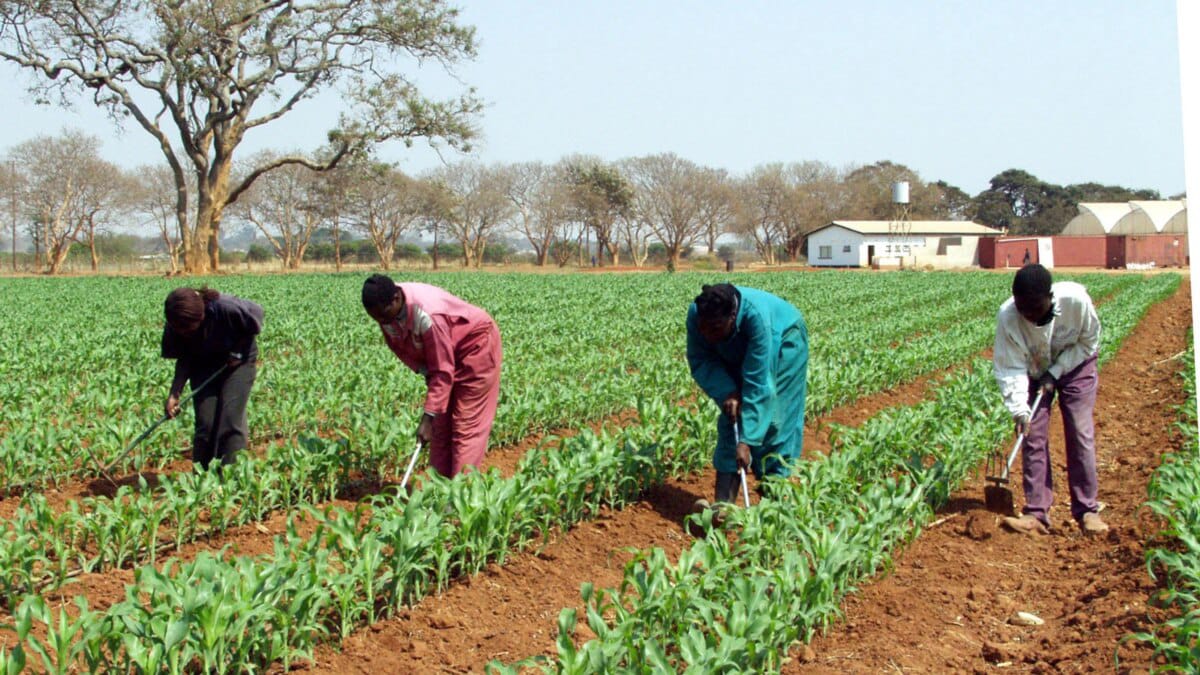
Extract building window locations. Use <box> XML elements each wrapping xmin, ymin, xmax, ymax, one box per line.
<box><xmin>936</xmin><ymin>237</ymin><xmax>962</xmax><ymax>255</ymax></box>
<box><xmin>818</xmin><ymin>245</ymin><xmax>832</xmax><ymax>259</ymax></box>
<box><xmin>842</xmin><ymin>245</ymin><xmax>851</xmax><ymax>253</ymax></box>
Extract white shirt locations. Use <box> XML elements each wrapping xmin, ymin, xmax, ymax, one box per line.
<box><xmin>993</xmin><ymin>281</ymin><xmax>1101</xmax><ymax>420</ymax></box>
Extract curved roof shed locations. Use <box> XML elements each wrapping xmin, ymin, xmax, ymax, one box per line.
<box><xmin>1060</xmin><ymin>202</ymin><xmax>1134</xmax><ymax>235</ymax></box>
<box><xmin>1115</xmin><ymin>200</ymin><xmax>1184</xmax><ymax>234</ymax></box>
<box><xmin>1126</xmin><ymin>200</ymin><xmax>1187</xmax><ymax>233</ymax></box>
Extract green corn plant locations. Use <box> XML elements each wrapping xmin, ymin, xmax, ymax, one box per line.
<box><xmin>1125</xmin><ymin>336</ymin><xmax>1200</xmax><ymax>672</ymax></box>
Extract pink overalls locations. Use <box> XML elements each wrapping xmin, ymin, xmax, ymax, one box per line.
<box><xmin>379</xmin><ymin>283</ymin><xmax>502</xmax><ymax>477</ymax></box>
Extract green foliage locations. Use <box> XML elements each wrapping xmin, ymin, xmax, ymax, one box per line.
<box><xmin>245</xmin><ymin>243</ymin><xmax>273</xmax><ymax>263</ymax></box>
<box><xmin>495</xmin><ymin>273</ymin><xmax>1179</xmax><ymax>673</ymax></box>
<box><xmin>1126</xmin><ymin>335</ymin><xmax>1200</xmax><ymax>671</ymax></box>
<box><xmin>0</xmin><ymin>270</ymin><xmax>1178</xmax><ymax>673</ymax></box>
<box><xmin>972</xmin><ymin>168</ymin><xmax>1161</xmax><ymax>235</ymax></box>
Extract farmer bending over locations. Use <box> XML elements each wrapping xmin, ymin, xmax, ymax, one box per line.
<box><xmin>686</xmin><ymin>283</ymin><xmax>809</xmax><ymax>505</ymax></box>
<box><xmin>994</xmin><ymin>264</ymin><xmax>1107</xmax><ymax>535</ymax></box>
<box><xmin>362</xmin><ymin>275</ymin><xmax>502</xmax><ymax>477</ymax></box>
<box><xmin>162</xmin><ymin>287</ymin><xmax>264</xmax><ymax>472</ymax></box>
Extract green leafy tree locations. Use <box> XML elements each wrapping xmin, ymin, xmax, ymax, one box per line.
<box><xmin>0</xmin><ymin>0</ymin><xmax>481</xmax><ymax>273</ymax></box>
<box><xmin>245</xmin><ymin>243</ymin><xmax>273</xmax><ymax>263</ymax></box>
<box><xmin>563</xmin><ymin>159</ymin><xmax>632</xmax><ymax>266</ymax></box>
<box><xmin>973</xmin><ymin>169</ymin><xmax>1161</xmax><ymax>235</ymax></box>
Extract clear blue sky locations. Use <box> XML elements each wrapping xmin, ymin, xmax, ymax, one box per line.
<box><xmin>0</xmin><ymin>1</ymin><xmax>1186</xmax><ymax>197</ymax></box>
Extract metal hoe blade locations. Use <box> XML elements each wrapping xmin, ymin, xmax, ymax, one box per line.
<box><xmin>399</xmin><ymin>439</ymin><xmax>423</xmax><ymax>491</ymax></box>
<box><xmin>984</xmin><ymin>390</ymin><xmax>1044</xmax><ymax>515</ymax></box>
<box><xmin>734</xmin><ymin>420</ymin><xmax>751</xmax><ymax>508</ymax></box>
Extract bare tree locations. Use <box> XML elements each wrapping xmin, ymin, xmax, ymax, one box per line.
<box><xmin>504</xmin><ymin>161</ymin><xmax>567</xmax><ymax>266</ymax></box>
<box><xmin>344</xmin><ymin>162</ymin><xmax>422</xmax><ymax>270</ymax></box>
<box><xmin>10</xmin><ymin>131</ymin><xmax>107</xmax><ymax>274</ymax></box>
<box><xmin>0</xmin><ymin>0</ymin><xmax>481</xmax><ymax>273</ymax></box>
<box><xmin>410</xmin><ymin>176</ymin><xmax>453</xmax><ymax>270</ymax></box>
<box><xmin>232</xmin><ymin>157</ymin><xmax>325</xmax><ymax>269</ymax></box>
<box><xmin>694</xmin><ymin>167</ymin><xmax>736</xmax><ymax>254</ymax></box>
<box><xmin>735</xmin><ymin>164</ymin><xmax>790</xmax><ymax>265</ymax></box>
<box><xmin>133</xmin><ymin>164</ymin><xmax>193</xmax><ymax>273</ymax></box>
<box><xmin>614</xmin><ymin>159</ymin><xmax>658</xmax><ymax>268</ymax></box>
<box><xmin>76</xmin><ymin>158</ymin><xmax>134</xmax><ymax>271</ymax></box>
<box><xmin>311</xmin><ymin>157</ymin><xmax>359</xmax><ymax>272</ymax></box>
<box><xmin>437</xmin><ymin>162</ymin><xmax>515</xmax><ymax>268</ymax></box>
<box><xmin>623</xmin><ymin>153</ymin><xmax>708</xmax><ymax>268</ymax></box>
<box><xmin>0</xmin><ymin>157</ymin><xmax>23</xmax><ymax>271</ymax></box>
<box><xmin>779</xmin><ymin>161</ymin><xmax>846</xmax><ymax>261</ymax></box>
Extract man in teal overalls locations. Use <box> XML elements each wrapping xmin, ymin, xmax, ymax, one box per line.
<box><xmin>686</xmin><ymin>283</ymin><xmax>809</xmax><ymax>504</ymax></box>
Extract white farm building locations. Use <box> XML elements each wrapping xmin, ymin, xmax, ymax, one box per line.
<box><xmin>806</xmin><ymin>221</ymin><xmax>1003</xmax><ymax>269</ymax></box>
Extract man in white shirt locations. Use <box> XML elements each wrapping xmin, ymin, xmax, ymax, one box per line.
<box><xmin>993</xmin><ymin>264</ymin><xmax>1108</xmax><ymax>535</ymax></box>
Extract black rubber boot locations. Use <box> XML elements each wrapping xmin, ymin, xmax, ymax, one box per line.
<box><xmin>714</xmin><ymin>471</ymin><xmax>739</xmax><ymax>503</ymax></box>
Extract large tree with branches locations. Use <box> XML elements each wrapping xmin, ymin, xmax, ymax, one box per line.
<box><xmin>0</xmin><ymin>0</ymin><xmax>480</xmax><ymax>272</ymax></box>
<box><xmin>563</xmin><ymin>158</ymin><xmax>631</xmax><ymax>267</ymax></box>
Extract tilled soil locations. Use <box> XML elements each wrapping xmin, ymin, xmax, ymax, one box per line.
<box><xmin>794</xmin><ymin>279</ymin><xmax>1192</xmax><ymax>674</ymax></box>
<box><xmin>3</xmin><ymin>279</ymin><xmax>1188</xmax><ymax>674</ymax></box>
<box><xmin>293</xmin><ymin>358</ymin><xmax>950</xmax><ymax>673</ymax></box>
<box><xmin>296</xmin><ymin>279</ymin><xmax>1191</xmax><ymax>674</ymax></box>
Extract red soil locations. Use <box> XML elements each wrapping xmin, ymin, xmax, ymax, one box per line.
<box><xmin>295</xmin><ymin>280</ymin><xmax>1191</xmax><ymax>674</ymax></box>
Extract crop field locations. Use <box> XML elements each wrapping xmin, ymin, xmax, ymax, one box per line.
<box><xmin>0</xmin><ymin>269</ymin><xmax>1192</xmax><ymax>673</ymax></box>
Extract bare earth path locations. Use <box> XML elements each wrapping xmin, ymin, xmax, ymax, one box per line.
<box><xmin>794</xmin><ymin>278</ymin><xmax>1191</xmax><ymax>674</ymax></box>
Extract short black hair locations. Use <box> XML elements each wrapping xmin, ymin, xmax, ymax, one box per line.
<box><xmin>694</xmin><ymin>283</ymin><xmax>738</xmax><ymax>322</ymax></box>
<box><xmin>1012</xmin><ymin>264</ymin><xmax>1052</xmax><ymax>299</ymax></box>
<box><xmin>362</xmin><ymin>274</ymin><xmax>397</xmax><ymax>310</ymax></box>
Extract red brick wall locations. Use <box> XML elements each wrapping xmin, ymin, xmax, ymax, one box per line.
<box><xmin>1051</xmin><ymin>236</ymin><xmax>1106</xmax><ymax>267</ymax></box>
<box><xmin>1121</xmin><ymin>234</ymin><xmax>1189</xmax><ymax>267</ymax></box>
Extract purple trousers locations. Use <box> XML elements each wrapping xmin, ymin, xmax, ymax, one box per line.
<box><xmin>1021</xmin><ymin>355</ymin><xmax>1100</xmax><ymax>525</ymax></box>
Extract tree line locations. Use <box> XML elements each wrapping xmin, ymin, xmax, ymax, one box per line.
<box><xmin>0</xmin><ymin>133</ymin><xmax>1173</xmax><ymax>275</ymax></box>
<box><xmin>0</xmin><ymin>1</ymin><xmax>1176</xmax><ymax>277</ymax></box>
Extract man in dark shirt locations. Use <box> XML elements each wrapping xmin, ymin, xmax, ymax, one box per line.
<box><xmin>161</xmin><ymin>287</ymin><xmax>264</xmax><ymax>471</ymax></box>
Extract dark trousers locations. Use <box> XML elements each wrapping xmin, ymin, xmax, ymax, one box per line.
<box><xmin>191</xmin><ymin>363</ymin><xmax>256</xmax><ymax>471</ymax></box>
<box><xmin>1021</xmin><ymin>355</ymin><xmax>1100</xmax><ymax>524</ymax></box>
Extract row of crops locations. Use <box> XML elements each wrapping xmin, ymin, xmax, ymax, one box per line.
<box><xmin>0</xmin><ymin>271</ymin><xmax>1142</xmax><ymax>492</ymax></box>
<box><xmin>0</xmin><ymin>272</ymin><xmax>1025</xmax><ymax>601</ymax></box>
<box><xmin>0</xmin><ymin>271</ymin><xmax>1145</xmax><ymax>608</ymax></box>
<box><xmin>1129</xmin><ymin>337</ymin><xmax>1200</xmax><ymax>671</ymax></box>
<box><xmin>491</xmin><ymin>272</ymin><xmax>1182</xmax><ymax>673</ymax></box>
<box><xmin>0</xmin><ymin>270</ymin><xmax>1180</xmax><ymax>672</ymax></box>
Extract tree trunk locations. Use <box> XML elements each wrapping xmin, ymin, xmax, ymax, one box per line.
<box><xmin>46</xmin><ymin>235</ymin><xmax>72</xmax><ymax>275</ymax></box>
<box><xmin>33</xmin><ymin>217</ymin><xmax>44</xmax><ymax>271</ymax></box>
<box><xmin>190</xmin><ymin>194</ymin><xmax>215</xmax><ymax>274</ymax></box>
<box><xmin>668</xmin><ymin>245</ymin><xmax>682</xmax><ymax>270</ymax></box>
<box><xmin>333</xmin><ymin>214</ymin><xmax>342</xmax><ymax>272</ymax></box>
<box><xmin>378</xmin><ymin>242</ymin><xmax>392</xmax><ymax>270</ymax></box>
<box><xmin>163</xmin><ymin>230</ymin><xmax>179</xmax><ymax>273</ymax></box>
<box><xmin>605</xmin><ymin>238</ymin><xmax>620</xmax><ymax>266</ymax></box>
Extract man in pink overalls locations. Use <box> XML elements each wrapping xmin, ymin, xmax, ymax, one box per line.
<box><xmin>361</xmin><ymin>274</ymin><xmax>503</xmax><ymax>477</ymax></box>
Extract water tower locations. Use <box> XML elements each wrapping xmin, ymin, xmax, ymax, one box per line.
<box><xmin>887</xmin><ymin>181</ymin><xmax>913</xmax><ymax>266</ymax></box>
<box><xmin>887</xmin><ymin>181</ymin><xmax>912</xmax><ymax>240</ymax></box>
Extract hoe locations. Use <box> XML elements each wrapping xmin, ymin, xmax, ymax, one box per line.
<box><xmin>733</xmin><ymin>421</ymin><xmax>751</xmax><ymax>508</ymax></box>
<box><xmin>984</xmin><ymin>390</ymin><xmax>1044</xmax><ymax>515</ymax></box>
<box><xmin>399</xmin><ymin>437</ymin><xmax>424</xmax><ymax>491</ymax></box>
<box><xmin>87</xmin><ymin>364</ymin><xmax>230</xmax><ymax>483</ymax></box>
